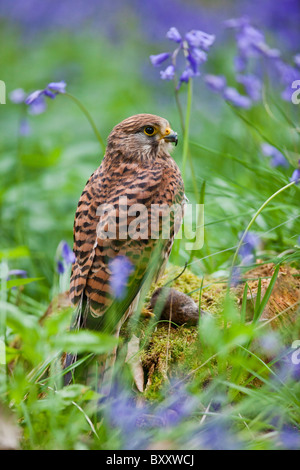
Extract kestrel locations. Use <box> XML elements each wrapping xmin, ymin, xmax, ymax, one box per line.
<box><xmin>67</xmin><ymin>114</ymin><xmax>184</xmax><ymax>379</ymax></box>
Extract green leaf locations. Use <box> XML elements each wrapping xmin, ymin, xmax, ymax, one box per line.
<box><xmin>253</xmin><ymin>264</ymin><xmax>280</xmax><ymax>323</ymax></box>
<box><xmin>1</xmin><ymin>277</ymin><xmax>44</xmax><ymax>290</ymax></box>
<box><xmin>0</xmin><ymin>246</ymin><xmax>30</xmax><ymax>260</ymax></box>
<box><xmin>53</xmin><ymin>330</ymin><xmax>118</xmax><ymax>354</ymax></box>
<box><xmin>240</xmin><ymin>282</ymin><xmax>249</xmax><ymax>324</ymax></box>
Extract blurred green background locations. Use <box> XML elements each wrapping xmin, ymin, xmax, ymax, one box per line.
<box><xmin>0</xmin><ymin>0</ymin><xmax>299</xmax><ymax>303</ymax></box>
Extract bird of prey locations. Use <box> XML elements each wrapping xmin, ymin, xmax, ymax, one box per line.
<box><xmin>67</xmin><ymin>114</ymin><xmax>184</xmax><ymax>381</ymax></box>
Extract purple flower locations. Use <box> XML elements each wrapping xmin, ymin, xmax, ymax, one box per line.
<box><xmin>255</xmin><ymin>42</ymin><xmax>280</xmax><ymax>59</ymax></box>
<box><xmin>149</xmin><ymin>52</ymin><xmax>170</xmax><ymax>67</ymax></box>
<box><xmin>7</xmin><ymin>269</ymin><xmax>27</xmax><ymax>289</ymax></box>
<box><xmin>261</xmin><ymin>143</ymin><xmax>288</xmax><ymax>168</ymax></box>
<box><xmin>156</xmin><ymin>383</ymin><xmax>198</xmax><ymax>427</ymax></box>
<box><xmin>279</xmin><ymin>425</ymin><xmax>300</xmax><ymax>450</ymax></box>
<box><xmin>223</xmin><ymin>87</ymin><xmax>252</xmax><ymax>109</ymax></box>
<box><xmin>236</xmin><ymin>24</ymin><xmax>264</xmax><ymax>57</ymax></box>
<box><xmin>281</xmin><ymin>86</ymin><xmax>294</xmax><ymax>101</ymax></box>
<box><xmin>25</xmin><ymin>89</ymin><xmax>44</xmax><ymax>105</ymax></box>
<box><xmin>166</xmin><ymin>27</ymin><xmax>182</xmax><ymax>43</ymax></box>
<box><xmin>47</xmin><ymin>81</ymin><xmax>66</xmax><ymax>93</ymax></box>
<box><xmin>160</xmin><ymin>65</ymin><xmax>175</xmax><ymax>81</ymax></box>
<box><xmin>177</xmin><ymin>67</ymin><xmax>198</xmax><ymax>89</ymax></box>
<box><xmin>9</xmin><ymin>88</ymin><xmax>26</xmax><ymax>104</ymax></box>
<box><xmin>231</xmin><ymin>265</ymin><xmax>241</xmax><ymax>287</ymax></box>
<box><xmin>237</xmin><ymin>74</ymin><xmax>262</xmax><ymax>101</ymax></box>
<box><xmin>25</xmin><ymin>81</ymin><xmax>67</xmax><ymax>114</ymax></box>
<box><xmin>204</xmin><ymin>74</ymin><xmax>226</xmax><ymax>93</ymax></box>
<box><xmin>234</xmin><ymin>55</ymin><xmax>247</xmax><ymax>73</ymax></box>
<box><xmin>61</xmin><ymin>241</ymin><xmax>76</xmax><ymax>265</ymax></box>
<box><xmin>56</xmin><ymin>240</ymin><xmax>75</xmax><ymax>275</ymax></box>
<box><xmin>290</xmin><ymin>168</ymin><xmax>300</xmax><ymax>184</ymax></box>
<box><xmin>275</xmin><ymin>61</ymin><xmax>299</xmax><ymax>85</ymax></box>
<box><xmin>234</xmin><ymin>22</ymin><xmax>280</xmax><ymax>60</ymax></box>
<box><xmin>19</xmin><ymin>118</ymin><xmax>31</xmax><ymax>136</ymax></box>
<box><xmin>273</xmin><ymin>347</ymin><xmax>300</xmax><ymax>384</ymax></box>
<box><xmin>7</xmin><ymin>269</ymin><xmax>27</xmax><ymax>280</ymax></box>
<box><xmin>290</xmin><ymin>160</ymin><xmax>300</xmax><ymax>184</ymax></box>
<box><xmin>185</xmin><ymin>30</ymin><xmax>215</xmax><ymax>50</ymax></box>
<box><xmin>151</xmin><ymin>26</ymin><xmax>214</xmax><ymax>89</ymax></box>
<box><xmin>226</xmin><ymin>18</ymin><xmax>280</xmax><ymax>83</ymax></box>
<box><xmin>238</xmin><ymin>231</ymin><xmax>260</xmax><ymax>262</ymax></box>
<box><xmin>187</xmin><ymin>49</ymin><xmax>207</xmax><ymax>74</ymax></box>
<box><xmin>103</xmin><ymin>384</ymin><xmax>150</xmax><ymax>450</ymax></box>
<box><xmin>274</xmin><ymin>60</ymin><xmax>299</xmax><ymax>101</ymax></box>
<box><xmin>224</xmin><ymin>17</ymin><xmax>249</xmax><ymax>29</ymax></box>
<box><xmin>259</xmin><ymin>332</ymin><xmax>281</xmax><ymax>355</ymax></box>
<box><xmin>57</xmin><ymin>260</ymin><xmax>65</xmax><ymax>275</ymax></box>
<box><xmin>294</xmin><ymin>54</ymin><xmax>300</xmax><ymax>68</ymax></box>
<box><xmin>109</xmin><ymin>256</ymin><xmax>134</xmax><ymax>300</ymax></box>
<box><xmin>191</xmin><ymin>419</ymin><xmax>241</xmax><ymax>450</ymax></box>
<box><xmin>28</xmin><ymin>94</ymin><xmax>47</xmax><ymax>115</ymax></box>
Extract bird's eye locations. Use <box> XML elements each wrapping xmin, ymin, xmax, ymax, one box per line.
<box><xmin>144</xmin><ymin>126</ymin><xmax>156</xmax><ymax>136</ymax></box>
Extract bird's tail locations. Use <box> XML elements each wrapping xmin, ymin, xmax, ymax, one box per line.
<box><xmin>63</xmin><ymin>352</ymin><xmax>77</xmax><ymax>386</ymax></box>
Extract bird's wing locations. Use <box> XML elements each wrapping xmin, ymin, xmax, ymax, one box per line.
<box><xmin>70</xmin><ymin>159</ymin><xmax>184</xmax><ymax>332</ymax></box>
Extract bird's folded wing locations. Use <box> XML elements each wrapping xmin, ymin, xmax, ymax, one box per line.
<box><xmin>70</xmin><ymin>160</ymin><xmax>184</xmax><ymax>331</ymax></box>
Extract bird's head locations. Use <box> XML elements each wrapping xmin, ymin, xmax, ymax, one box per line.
<box><xmin>106</xmin><ymin>114</ymin><xmax>178</xmax><ymax>161</ymax></box>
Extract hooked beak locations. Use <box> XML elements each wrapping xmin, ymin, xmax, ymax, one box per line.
<box><xmin>163</xmin><ymin>128</ymin><xmax>178</xmax><ymax>146</ymax></box>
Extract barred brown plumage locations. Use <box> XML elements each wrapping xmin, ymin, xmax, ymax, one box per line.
<box><xmin>67</xmin><ymin>114</ymin><xmax>184</xmax><ymax>384</ymax></box>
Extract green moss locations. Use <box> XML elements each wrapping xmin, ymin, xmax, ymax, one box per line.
<box><xmin>146</xmin><ymin>265</ymin><xmax>227</xmax><ymax>314</ymax></box>
<box><xmin>126</xmin><ymin>265</ymin><xmax>231</xmax><ymax>398</ymax></box>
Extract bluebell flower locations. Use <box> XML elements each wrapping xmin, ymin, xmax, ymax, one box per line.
<box><xmin>156</xmin><ymin>382</ymin><xmax>198</xmax><ymax>427</ymax></box>
<box><xmin>231</xmin><ymin>265</ymin><xmax>241</xmax><ymax>287</ymax></box>
<box><xmin>185</xmin><ymin>30</ymin><xmax>215</xmax><ymax>50</ymax></box>
<box><xmin>103</xmin><ymin>384</ymin><xmax>151</xmax><ymax>450</ymax></box>
<box><xmin>238</xmin><ymin>231</ymin><xmax>260</xmax><ymax>261</ymax></box>
<box><xmin>227</xmin><ymin>18</ymin><xmax>280</xmax><ymax>61</ymax></box>
<box><xmin>160</xmin><ymin>64</ymin><xmax>175</xmax><ymax>81</ymax></box>
<box><xmin>9</xmin><ymin>88</ymin><xmax>26</xmax><ymax>104</ymax></box>
<box><xmin>261</xmin><ymin>143</ymin><xmax>288</xmax><ymax>168</ymax></box>
<box><xmin>187</xmin><ymin>49</ymin><xmax>207</xmax><ymax>74</ymax></box>
<box><xmin>61</xmin><ymin>241</ymin><xmax>76</xmax><ymax>264</ymax></box>
<box><xmin>149</xmin><ymin>52</ymin><xmax>170</xmax><ymax>67</ymax></box>
<box><xmin>204</xmin><ymin>74</ymin><xmax>226</xmax><ymax>93</ymax></box>
<box><xmin>223</xmin><ymin>87</ymin><xmax>252</xmax><ymax>109</ymax></box>
<box><xmin>7</xmin><ymin>269</ymin><xmax>27</xmax><ymax>290</ymax></box>
<box><xmin>290</xmin><ymin>160</ymin><xmax>300</xmax><ymax>184</ymax></box>
<box><xmin>237</xmin><ymin>74</ymin><xmax>262</xmax><ymax>101</ymax></box>
<box><xmin>279</xmin><ymin>425</ymin><xmax>300</xmax><ymax>450</ymax></box>
<box><xmin>178</xmin><ymin>67</ymin><xmax>198</xmax><ymax>88</ymax></box>
<box><xmin>19</xmin><ymin>118</ymin><xmax>31</xmax><ymax>136</ymax></box>
<box><xmin>273</xmin><ymin>348</ymin><xmax>300</xmax><ymax>383</ymax></box>
<box><xmin>57</xmin><ymin>260</ymin><xmax>65</xmax><ymax>275</ymax></box>
<box><xmin>166</xmin><ymin>27</ymin><xmax>182</xmax><ymax>43</ymax></box>
<box><xmin>56</xmin><ymin>240</ymin><xmax>75</xmax><ymax>274</ymax></box>
<box><xmin>47</xmin><ymin>81</ymin><xmax>67</xmax><ymax>93</ymax></box>
<box><xmin>258</xmin><ymin>332</ymin><xmax>282</xmax><ymax>356</ymax></box>
<box><xmin>234</xmin><ymin>55</ymin><xmax>247</xmax><ymax>73</ymax></box>
<box><xmin>25</xmin><ymin>81</ymin><xmax>66</xmax><ymax>114</ymax></box>
<box><xmin>190</xmin><ymin>418</ymin><xmax>242</xmax><ymax>450</ymax></box>
<box><xmin>294</xmin><ymin>54</ymin><xmax>300</xmax><ymax>68</ymax></box>
<box><xmin>150</xmin><ymin>26</ymin><xmax>214</xmax><ymax>89</ymax></box>
<box><xmin>224</xmin><ymin>17</ymin><xmax>249</xmax><ymax>29</ymax></box>
<box><xmin>28</xmin><ymin>94</ymin><xmax>47</xmax><ymax>115</ymax></box>
<box><xmin>275</xmin><ymin>60</ymin><xmax>299</xmax><ymax>102</ymax></box>
<box><xmin>109</xmin><ymin>255</ymin><xmax>134</xmax><ymax>300</ymax></box>
<box><xmin>7</xmin><ymin>269</ymin><xmax>27</xmax><ymax>280</ymax></box>
<box><xmin>25</xmin><ymin>89</ymin><xmax>47</xmax><ymax>105</ymax></box>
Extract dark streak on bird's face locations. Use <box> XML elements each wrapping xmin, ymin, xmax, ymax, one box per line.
<box><xmin>106</xmin><ymin>113</ymin><xmax>178</xmax><ymax>162</ymax></box>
